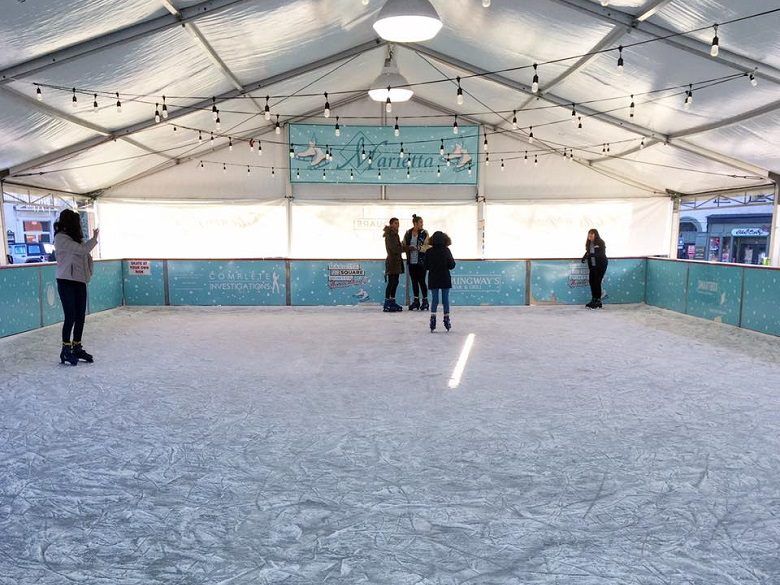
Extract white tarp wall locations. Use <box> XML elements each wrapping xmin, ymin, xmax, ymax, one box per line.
<box><xmin>290</xmin><ymin>201</ymin><xmax>478</xmax><ymax>259</ymax></box>
<box><xmin>485</xmin><ymin>198</ymin><xmax>673</xmax><ymax>258</ymax></box>
<box><xmin>97</xmin><ymin>199</ymin><xmax>288</xmax><ymax>259</ymax></box>
<box><xmin>96</xmin><ymin>197</ymin><xmax>671</xmax><ymax>259</ymax></box>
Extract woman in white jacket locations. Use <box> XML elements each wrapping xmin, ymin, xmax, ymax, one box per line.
<box><xmin>54</xmin><ymin>209</ymin><xmax>98</xmax><ymax>365</ymax></box>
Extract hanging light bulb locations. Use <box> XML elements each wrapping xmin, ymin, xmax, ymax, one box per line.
<box><xmin>369</xmin><ymin>47</ymin><xmax>414</xmax><ymax>103</ymax></box>
<box><xmin>115</xmin><ymin>92</ymin><xmax>122</xmax><ymax>113</ymax></box>
<box><xmin>629</xmin><ymin>95</ymin><xmax>635</xmax><ymax>118</ymax></box>
<box><xmin>453</xmin><ymin>115</ymin><xmax>459</xmax><ymax>134</ymax></box>
<box><xmin>229</xmin><ymin>137</ymin><xmax>233</xmax><ymax>151</ymax></box>
<box><xmin>467</xmin><ymin>162</ymin><xmax>472</xmax><ymax>176</ymax></box>
<box><xmin>216</xmin><ymin>116</ymin><xmax>221</xmax><ymax>131</ymax></box>
<box><xmin>749</xmin><ymin>70</ymin><xmax>758</xmax><ymax>87</ymax></box>
<box><xmin>456</xmin><ymin>76</ymin><xmax>464</xmax><ymax>105</ymax></box>
<box><xmin>710</xmin><ymin>24</ymin><xmax>719</xmax><ymax>57</ymax></box>
<box><xmin>162</xmin><ymin>96</ymin><xmax>168</xmax><ymax>119</ymax></box>
<box><xmin>199</xmin><ymin>160</ymin><xmax>204</xmax><ymax>170</ymax></box>
<box><xmin>173</xmin><ymin>125</ymin><xmax>177</xmax><ymax>132</ymax></box>
<box><xmin>71</xmin><ymin>88</ymin><xmax>77</xmax><ymax>108</ymax></box>
<box><xmin>439</xmin><ymin>139</ymin><xmax>445</xmax><ymax>156</ymax></box>
<box><xmin>363</xmin><ymin>0</ymin><xmax>369</xmax><ymax>6</ymax></box>
<box><xmin>407</xmin><ymin>157</ymin><xmax>412</xmax><ymax>168</ymax></box>
<box><xmin>247</xmin><ymin>166</ymin><xmax>251</xmax><ymax>174</ymax></box>
<box><xmin>154</xmin><ymin>104</ymin><xmax>161</xmax><ymax>123</ymax></box>
<box><xmin>500</xmin><ymin>159</ymin><xmax>504</xmax><ymax>171</ymax></box>
<box><xmin>617</xmin><ymin>46</ymin><xmax>624</xmax><ymax>74</ymax></box>
<box><xmin>324</xmin><ymin>92</ymin><xmax>330</xmax><ymax>118</ymax></box>
<box><xmin>399</xmin><ymin>142</ymin><xmax>405</xmax><ymax>158</ymax></box>
<box><xmin>322</xmin><ymin>170</ymin><xmax>327</xmax><ymax>180</ymax></box>
<box><xmin>684</xmin><ymin>84</ymin><xmax>693</xmax><ymax>109</ymax></box>
<box><xmin>577</xmin><ymin>116</ymin><xmax>582</xmax><ymax>130</ymax></box>
<box><xmin>640</xmin><ymin>138</ymin><xmax>645</xmax><ymax>149</ymax></box>
<box><xmin>483</xmin><ymin>134</ymin><xmax>489</xmax><ymax>153</ymax></box>
<box><xmin>394</xmin><ymin>117</ymin><xmax>400</xmax><ymax>137</ymax></box>
<box><xmin>36</xmin><ymin>86</ymin><xmax>42</xmax><ymax>101</ymax></box>
<box><xmin>482</xmin><ymin>0</ymin><xmax>491</xmax><ymax>6</ymax></box>
<box><xmin>446</xmin><ymin>158</ymin><xmax>450</xmax><ymax>167</ymax></box>
<box><xmin>289</xmin><ymin>144</ymin><xmax>295</xmax><ymax>158</ymax></box>
<box><xmin>92</xmin><ymin>94</ymin><xmax>98</xmax><ymax>112</ymax></box>
<box><xmin>368</xmin><ymin>153</ymin><xmax>373</xmax><ymax>165</ymax></box>
<box><xmin>223</xmin><ymin>163</ymin><xmax>227</xmax><ymax>173</ymax></box>
<box><xmin>248</xmin><ymin>138</ymin><xmax>254</xmax><ymax>151</ymax></box>
<box><xmin>600</xmin><ymin>0</ymin><xmax>609</xmax><ymax>6</ymax></box>
<box><xmin>325</xmin><ymin>146</ymin><xmax>331</xmax><ymax>161</ymax></box>
<box><xmin>297</xmin><ymin>169</ymin><xmax>301</xmax><ymax>179</ymax></box>
<box><xmin>406</xmin><ymin>168</ymin><xmax>410</xmax><ymax>179</ymax></box>
<box><xmin>361</xmin><ymin>145</ymin><xmax>367</xmax><ymax>160</ymax></box>
<box><xmin>437</xmin><ymin>166</ymin><xmax>441</xmax><ymax>177</ymax></box>
<box><xmin>602</xmin><ymin>143</ymin><xmax>606</xmax><ymax>154</ymax></box>
<box><xmin>257</xmin><ymin>140</ymin><xmax>263</xmax><ymax>156</ymax></box>
<box><xmin>335</xmin><ymin>117</ymin><xmax>341</xmax><ymax>137</ymax></box>
<box><xmin>350</xmin><ymin>169</ymin><xmax>354</xmax><ymax>180</ymax></box>
<box><xmin>378</xmin><ymin>168</ymin><xmax>382</xmax><ymax>180</ymax></box>
<box><xmin>528</xmin><ymin>126</ymin><xmax>534</xmax><ymax>143</ymax></box>
<box><xmin>211</xmin><ymin>97</ymin><xmax>218</xmax><ymax>120</ymax></box>
<box><xmin>373</xmin><ymin>0</ymin><xmax>443</xmax><ymax>43</ymax></box>
<box><xmin>385</xmin><ymin>94</ymin><xmax>392</xmax><ymax>113</ymax></box>
<box><xmin>272</xmin><ymin>167</ymin><xmax>275</xmax><ymax>176</ymax></box>
<box><xmin>264</xmin><ymin>96</ymin><xmax>271</xmax><ymax>121</ymax></box>
<box><xmin>210</xmin><ymin>132</ymin><xmax>214</xmax><ymax>144</ymax></box>
<box><xmin>275</xmin><ymin>114</ymin><xmax>281</xmax><ymax>135</ymax></box>
<box><xmin>524</xmin><ymin>151</ymin><xmax>528</xmax><ymax>164</ymax></box>
<box><xmin>607</xmin><ymin>143</ymin><xmax>611</xmax><ymax>153</ymax></box>
<box><xmin>512</xmin><ymin>110</ymin><xmax>518</xmax><ymax>130</ymax></box>
<box><xmin>571</xmin><ymin>104</ymin><xmax>577</xmax><ymax>123</ymax></box>
<box><xmin>534</xmin><ymin>154</ymin><xmax>538</xmax><ymax>166</ymax></box>
<box><xmin>485</xmin><ymin>154</ymin><xmax>490</xmax><ymax>166</ymax></box>
<box><xmin>531</xmin><ymin>64</ymin><xmax>539</xmax><ymax>94</ymax></box>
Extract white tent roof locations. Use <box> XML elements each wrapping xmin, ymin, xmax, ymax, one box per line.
<box><xmin>1</xmin><ymin>0</ymin><xmax>778</xmax><ymax>198</ymax></box>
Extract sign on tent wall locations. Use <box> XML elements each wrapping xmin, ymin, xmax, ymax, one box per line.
<box><xmin>289</xmin><ymin>124</ymin><xmax>479</xmax><ymax>185</ymax></box>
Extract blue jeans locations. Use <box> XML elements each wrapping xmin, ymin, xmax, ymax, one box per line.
<box><xmin>430</xmin><ymin>288</ymin><xmax>450</xmax><ymax>314</ymax></box>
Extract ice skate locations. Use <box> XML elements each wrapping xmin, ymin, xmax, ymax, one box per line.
<box><xmin>586</xmin><ymin>298</ymin><xmax>597</xmax><ymax>309</ymax></box>
<box><xmin>60</xmin><ymin>343</ymin><xmax>78</xmax><ymax>366</ymax></box>
<box><xmin>420</xmin><ymin>298</ymin><xmax>429</xmax><ymax>311</ymax></box>
<box><xmin>429</xmin><ymin>315</ymin><xmax>436</xmax><ymax>332</ymax></box>
<box><xmin>72</xmin><ymin>343</ymin><xmax>94</xmax><ymax>363</ymax></box>
<box><xmin>443</xmin><ymin>315</ymin><xmax>451</xmax><ymax>331</ymax></box>
<box><xmin>408</xmin><ymin>298</ymin><xmax>420</xmax><ymax>311</ymax></box>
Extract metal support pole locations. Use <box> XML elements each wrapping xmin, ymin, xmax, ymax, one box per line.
<box><xmin>0</xmin><ymin>181</ymin><xmax>8</xmax><ymax>265</ymax></box>
<box><xmin>284</xmin><ymin>125</ymin><xmax>294</xmax><ymax>258</ymax></box>
<box><xmin>669</xmin><ymin>195</ymin><xmax>681</xmax><ymax>259</ymax></box>
<box><xmin>770</xmin><ymin>182</ymin><xmax>780</xmax><ymax>267</ymax></box>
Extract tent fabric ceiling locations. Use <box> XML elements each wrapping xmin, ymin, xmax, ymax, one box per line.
<box><xmin>0</xmin><ymin>0</ymin><xmax>778</xmax><ymax>197</ymax></box>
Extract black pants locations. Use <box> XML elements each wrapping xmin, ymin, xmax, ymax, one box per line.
<box><xmin>57</xmin><ymin>279</ymin><xmax>87</xmax><ymax>343</ymax></box>
<box><xmin>385</xmin><ymin>274</ymin><xmax>400</xmax><ymax>299</ymax></box>
<box><xmin>408</xmin><ymin>264</ymin><xmax>428</xmax><ymax>299</ymax></box>
<box><xmin>588</xmin><ymin>264</ymin><xmax>607</xmax><ymax>299</ymax></box>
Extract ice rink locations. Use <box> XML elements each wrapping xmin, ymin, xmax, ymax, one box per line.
<box><xmin>1</xmin><ymin>304</ymin><xmax>778</xmax><ymax>584</ymax></box>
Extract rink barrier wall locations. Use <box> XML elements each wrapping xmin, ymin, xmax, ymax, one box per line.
<box><xmin>0</xmin><ymin>260</ymin><xmax>123</xmax><ymax>338</ymax></box>
<box><xmin>646</xmin><ymin>258</ymin><xmax>780</xmax><ymax>337</ymax></box>
<box><xmin>2</xmin><ymin>259</ymin><xmax>778</xmax><ymax>338</ymax></box>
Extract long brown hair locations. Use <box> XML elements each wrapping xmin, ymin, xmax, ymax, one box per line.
<box><xmin>585</xmin><ymin>228</ymin><xmax>605</xmax><ymax>251</ymax></box>
<box><xmin>54</xmin><ymin>209</ymin><xmax>83</xmax><ymax>243</ymax></box>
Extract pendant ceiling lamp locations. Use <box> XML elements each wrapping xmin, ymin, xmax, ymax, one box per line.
<box><xmin>373</xmin><ymin>0</ymin><xmax>443</xmax><ymax>43</ymax></box>
<box><xmin>368</xmin><ymin>48</ymin><xmax>414</xmax><ymax>103</ymax></box>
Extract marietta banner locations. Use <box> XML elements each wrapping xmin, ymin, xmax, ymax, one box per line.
<box><xmin>289</xmin><ymin>124</ymin><xmax>479</xmax><ymax>185</ymax></box>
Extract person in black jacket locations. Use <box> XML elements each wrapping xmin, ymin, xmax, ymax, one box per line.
<box><xmin>402</xmin><ymin>214</ymin><xmax>429</xmax><ymax>311</ymax></box>
<box><xmin>581</xmin><ymin>228</ymin><xmax>608</xmax><ymax>309</ymax></box>
<box><xmin>426</xmin><ymin>231</ymin><xmax>456</xmax><ymax>332</ymax></box>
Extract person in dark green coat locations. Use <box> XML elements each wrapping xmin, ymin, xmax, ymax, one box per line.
<box><xmin>383</xmin><ymin>218</ymin><xmax>404</xmax><ymax>312</ymax></box>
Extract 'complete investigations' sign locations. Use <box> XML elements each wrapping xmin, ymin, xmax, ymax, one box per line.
<box><xmin>289</xmin><ymin>124</ymin><xmax>479</xmax><ymax>185</ymax></box>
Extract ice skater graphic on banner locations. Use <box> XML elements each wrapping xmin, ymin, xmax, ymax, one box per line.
<box><xmin>295</xmin><ymin>140</ymin><xmax>328</xmax><ymax>167</ymax></box>
<box><xmin>445</xmin><ymin>143</ymin><xmax>472</xmax><ymax>170</ymax></box>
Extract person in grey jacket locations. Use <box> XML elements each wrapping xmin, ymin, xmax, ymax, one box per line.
<box><xmin>54</xmin><ymin>209</ymin><xmax>99</xmax><ymax>365</ymax></box>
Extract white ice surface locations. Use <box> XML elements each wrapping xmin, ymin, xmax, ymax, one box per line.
<box><xmin>0</xmin><ymin>305</ymin><xmax>778</xmax><ymax>584</ymax></box>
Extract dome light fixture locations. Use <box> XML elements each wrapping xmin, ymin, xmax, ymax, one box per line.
<box><xmin>373</xmin><ymin>0</ymin><xmax>443</xmax><ymax>43</ymax></box>
<box><xmin>368</xmin><ymin>47</ymin><xmax>414</xmax><ymax>103</ymax></box>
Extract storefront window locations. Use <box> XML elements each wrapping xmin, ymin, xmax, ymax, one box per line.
<box><xmin>679</xmin><ymin>192</ymin><xmax>775</xmax><ymax>265</ymax></box>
